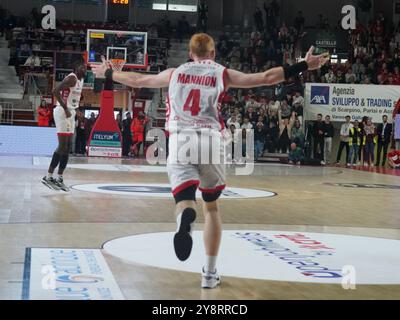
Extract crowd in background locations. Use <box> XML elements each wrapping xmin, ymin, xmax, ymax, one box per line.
<box><xmin>215</xmin><ymin>2</ymin><xmax>400</xmax><ymax>164</ymax></box>
<box><xmin>2</xmin><ymin>2</ymin><xmax>400</xmax><ymax>165</ymax></box>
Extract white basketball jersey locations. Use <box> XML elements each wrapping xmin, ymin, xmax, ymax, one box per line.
<box><xmin>57</xmin><ymin>73</ymin><xmax>84</xmax><ymax>110</ymax></box>
<box><xmin>166</xmin><ymin>60</ymin><xmax>227</xmax><ymax>133</ymax></box>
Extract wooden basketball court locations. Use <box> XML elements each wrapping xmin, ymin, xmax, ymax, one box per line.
<box><xmin>1</xmin><ymin>155</ymin><xmax>399</xmax><ymax>299</ymax></box>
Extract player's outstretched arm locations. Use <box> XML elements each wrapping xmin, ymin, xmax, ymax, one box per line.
<box><xmin>91</xmin><ymin>56</ymin><xmax>174</xmax><ymax>89</ymax></box>
<box><xmin>226</xmin><ymin>46</ymin><xmax>329</xmax><ymax>89</ymax></box>
<box><xmin>112</xmin><ymin>68</ymin><xmax>174</xmax><ymax>89</ymax></box>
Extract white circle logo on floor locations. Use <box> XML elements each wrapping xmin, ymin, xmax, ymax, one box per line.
<box><xmin>103</xmin><ymin>230</ymin><xmax>400</xmax><ymax>284</ymax></box>
<box><xmin>71</xmin><ymin>183</ymin><xmax>276</xmax><ymax>199</ymax></box>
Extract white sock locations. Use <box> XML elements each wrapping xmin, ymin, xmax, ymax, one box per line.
<box><xmin>205</xmin><ymin>255</ymin><xmax>217</xmax><ymax>273</ymax></box>
<box><xmin>58</xmin><ymin>175</ymin><xmax>63</xmax><ymax>181</ymax></box>
<box><xmin>47</xmin><ymin>173</ymin><xmax>53</xmax><ymax>179</ymax></box>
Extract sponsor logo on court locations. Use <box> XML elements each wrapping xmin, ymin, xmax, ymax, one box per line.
<box><xmin>310</xmin><ymin>86</ymin><xmax>330</xmax><ymax>105</ymax></box>
<box><xmin>103</xmin><ymin>230</ymin><xmax>400</xmax><ymax>284</ymax></box>
<box><xmin>71</xmin><ymin>183</ymin><xmax>276</xmax><ymax>199</ymax></box>
<box><xmin>324</xmin><ymin>182</ymin><xmax>400</xmax><ymax>189</ymax></box>
<box><xmin>22</xmin><ymin>248</ymin><xmax>124</xmax><ymax>300</ymax></box>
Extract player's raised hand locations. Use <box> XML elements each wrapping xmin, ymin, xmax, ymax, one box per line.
<box><xmin>304</xmin><ymin>46</ymin><xmax>330</xmax><ymax>71</ymax></box>
<box><xmin>90</xmin><ymin>56</ymin><xmax>110</xmax><ymax>78</ymax></box>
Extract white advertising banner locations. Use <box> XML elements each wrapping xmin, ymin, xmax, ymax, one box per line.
<box><xmin>23</xmin><ymin>248</ymin><xmax>124</xmax><ymax>300</ymax></box>
<box><xmin>305</xmin><ymin>83</ymin><xmax>400</xmax><ymax>122</ymax></box>
<box><xmin>88</xmin><ymin>146</ymin><xmax>122</xmax><ymax>158</ymax></box>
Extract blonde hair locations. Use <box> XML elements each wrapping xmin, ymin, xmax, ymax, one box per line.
<box><xmin>189</xmin><ymin>33</ymin><xmax>215</xmax><ymax>59</ymax></box>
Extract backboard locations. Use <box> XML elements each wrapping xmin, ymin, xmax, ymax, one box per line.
<box><xmin>86</xmin><ymin>29</ymin><xmax>148</xmax><ymax>69</ymax></box>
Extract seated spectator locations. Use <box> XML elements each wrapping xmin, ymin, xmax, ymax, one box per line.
<box><xmin>24</xmin><ymin>54</ymin><xmax>41</xmax><ymax>67</ymax></box>
<box><xmin>291</xmin><ymin>119</ymin><xmax>305</xmax><ymax>147</ymax></box>
<box><xmin>241</xmin><ymin>117</ymin><xmax>253</xmax><ymax>130</ymax></box>
<box><xmin>245</xmin><ymin>107</ymin><xmax>258</xmax><ymax>124</ymax></box>
<box><xmin>227</xmin><ymin>115</ymin><xmax>240</xmax><ymax>130</ymax></box>
<box><xmin>288</xmin><ymin>142</ymin><xmax>303</xmax><ymax>165</ymax></box>
<box><xmin>324</xmin><ymin>68</ymin><xmax>336</xmax><ymax>83</ymax></box>
<box><xmin>345</xmin><ymin>68</ymin><xmax>357</xmax><ymax>83</ymax></box>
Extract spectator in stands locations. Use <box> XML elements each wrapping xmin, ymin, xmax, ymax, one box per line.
<box><xmin>177</xmin><ymin>16</ymin><xmax>191</xmax><ymax>43</ymax></box>
<box><xmin>358</xmin><ymin>116</ymin><xmax>368</xmax><ymax>163</ymax></box>
<box><xmin>254</xmin><ymin>7</ymin><xmax>264</xmax><ymax>32</ymax></box>
<box><xmin>393</xmin><ymin>98</ymin><xmax>400</xmax><ymax>150</ymax></box>
<box><xmin>131</xmin><ymin>111</ymin><xmax>150</xmax><ymax>157</ymax></box>
<box><xmin>312</xmin><ymin>114</ymin><xmax>325</xmax><ymax>161</ymax></box>
<box><xmin>288</xmin><ymin>142</ymin><xmax>303</xmax><ymax>165</ymax></box>
<box><xmin>254</xmin><ymin>121</ymin><xmax>267</xmax><ymax>161</ymax></box>
<box><xmin>197</xmin><ymin>0</ymin><xmax>208</xmax><ymax>32</ymax></box>
<box><xmin>122</xmin><ymin>112</ymin><xmax>132</xmax><ymax>157</ymax></box>
<box><xmin>336</xmin><ymin>116</ymin><xmax>353</xmax><ymax>166</ymax></box>
<box><xmin>324</xmin><ymin>68</ymin><xmax>337</xmax><ymax>83</ymax></box>
<box><xmin>375</xmin><ymin>115</ymin><xmax>392</xmax><ymax>167</ymax></box>
<box><xmin>227</xmin><ymin>114</ymin><xmax>240</xmax><ymax>130</ymax></box>
<box><xmin>232</xmin><ymin>107</ymin><xmax>242</xmax><ymax>124</ymax></box>
<box><xmin>345</xmin><ymin>68</ymin><xmax>357</xmax><ymax>84</ymax></box>
<box><xmin>241</xmin><ymin>117</ymin><xmax>253</xmax><ymax>130</ymax></box>
<box><xmin>75</xmin><ymin>110</ymin><xmax>88</xmax><ymax>155</ymax></box>
<box><xmin>291</xmin><ymin>119</ymin><xmax>305</xmax><ymax>148</ymax></box>
<box><xmin>148</xmin><ymin>24</ymin><xmax>158</xmax><ymax>38</ymax></box>
<box><xmin>29</xmin><ymin>7</ymin><xmax>41</xmax><ymax>29</ymax></box>
<box><xmin>322</xmin><ymin>115</ymin><xmax>334</xmax><ymax>165</ymax></box>
<box><xmin>291</xmin><ymin>91</ymin><xmax>304</xmax><ymax>124</ymax></box>
<box><xmin>87</xmin><ymin>112</ymin><xmax>97</xmax><ymax>134</ymax></box>
<box><xmin>0</xmin><ymin>6</ymin><xmax>5</xmax><ymax>37</ymax></box>
<box><xmin>116</xmin><ymin>113</ymin><xmax>123</xmax><ymax>131</ymax></box>
<box><xmin>37</xmin><ymin>100</ymin><xmax>50</xmax><ymax>127</ymax></box>
<box><xmin>363</xmin><ymin>118</ymin><xmax>376</xmax><ymax>166</ymax></box>
<box><xmin>279</xmin><ymin>99</ymin><xmax>291</xmax><ymax>119</ymax></box>
<box><xmin>348</xmin><ymin>120</ymin><xmax>362</xmax><ymax>166</ymax></box>
<box><xmin>245</xmin><ymin>107</ymin><xmax>258</xmax><ymax>125</ymax></box>
<box><xmin>265</xmin><ymin>121</ymin><xmax>279</xmax><ymax>153</ymax></box>
<box><xmin>278</xmin><ymin>109</ymin><xmax>295</xmax><ymax>154</ymax></box>
<box><xmin>24</xmin><ymin>53</ymin><xmax>41</xmax><ymax>67</ymax></box>
<box><xmin>294</xmin><ymin>11</ymin><xmax>305</xmax><ymax>33</ymax></box>
<box><xmin>245</xmin><ymin>96</ymin><xmax>259</xmax><ymax>111</ymax></box>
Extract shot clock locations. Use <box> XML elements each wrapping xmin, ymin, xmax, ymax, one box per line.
<box><xmin>112</xmin><ymin>0</ymin><xmax>129</xmax><ymax>4</ymax></box>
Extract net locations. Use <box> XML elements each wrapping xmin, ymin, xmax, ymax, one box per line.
<box><xmin>109</xmin><ymin>58</ymin><xmax>126</xmax><ymax>72</ymax></box>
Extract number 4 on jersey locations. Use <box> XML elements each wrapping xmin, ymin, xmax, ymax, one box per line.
<box><xmin>183</xmin><ymin>89</ymin><xmax>200</xmax><ymax>116</ymax></box>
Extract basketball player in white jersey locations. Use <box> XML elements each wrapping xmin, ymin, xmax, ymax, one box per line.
<box><xmin>91</xmin><ymin>34</ymin><xmax>329</xmax><ymax>288</ymax></box>
<box><xmin>42</xmin><ymin>61</ymin><xmax>87</xmax><ymax>191</ymax></box>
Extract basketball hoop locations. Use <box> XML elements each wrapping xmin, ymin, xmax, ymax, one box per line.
<box><xmin>109</xmin><ymin>58</ymin><xmax>126</xmax><ymax>72</ymax></box>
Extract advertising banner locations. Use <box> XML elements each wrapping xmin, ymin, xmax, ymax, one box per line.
<box><xmin>305</xmin><ymin>83</ymin><xmax>400</xmax><ymax>122</ymax></box>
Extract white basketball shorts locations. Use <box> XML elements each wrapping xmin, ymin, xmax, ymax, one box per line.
<box><xmin>167</xmin><ymin>131</ymin><xmax>226</xmax><ymax>196</ymax></box>
<box><xmin>53</xmin><ymin>106</ymin><xmax>76</xmax><ymax>136</ymax></box>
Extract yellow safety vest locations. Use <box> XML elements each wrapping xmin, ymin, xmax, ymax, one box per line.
<box><xmin>349</xmin><ymin>127</ymin><xmax>362</xmax><ymax>145</ymax></box>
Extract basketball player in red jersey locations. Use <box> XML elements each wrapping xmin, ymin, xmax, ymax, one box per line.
<box><xmin>92</xmin><ymin>34</ymin><xmax>329</xmax><ymax>288</ymax></box>
<box><xmin>41</xmin><ymin>61</ymin><xmax>87</xmax><ymax>191</ymax></box>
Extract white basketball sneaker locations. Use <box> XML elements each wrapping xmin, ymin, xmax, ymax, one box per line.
<box><xmin>201</xmin><ymin>267</ymin><xmax>221</xmax><ymax>289</ymax></box>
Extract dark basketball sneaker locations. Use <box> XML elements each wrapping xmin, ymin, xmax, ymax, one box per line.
<box><xmin>55</xmin><ymin>177</ymin><xmax>69</xmax><ymax>192</ymax></box>
<box><xmin>174</xmin><ymin>208</ymin><xmax>196</xmax><ymax>261</ymax></box>
<box><xmin>41</xmin><ymin>176</ymin><xmax>60</xmax><ymax>190</ymax></box>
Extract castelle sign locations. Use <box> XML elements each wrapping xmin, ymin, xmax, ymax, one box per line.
<box><xmin>103</xmin><ymin>230</ymin><xmax>400</xmax><ymax>284</ymax></box>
